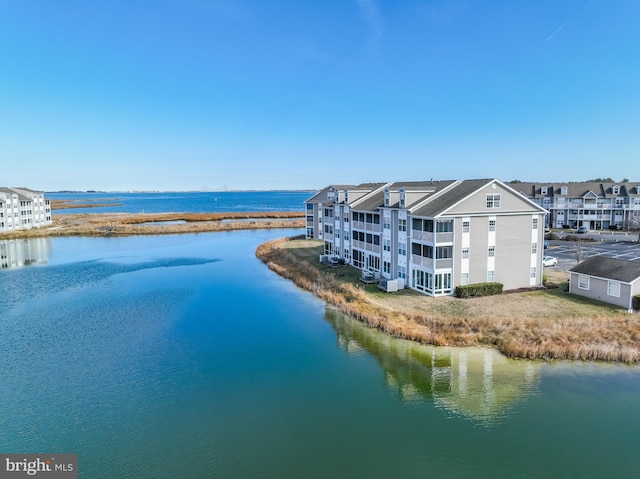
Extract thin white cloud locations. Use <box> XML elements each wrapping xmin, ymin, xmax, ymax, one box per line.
<box><xmin>546</xmin><ymin>0</ymin><xmax>596</xmax><ymax>42</ymax></box>
<box><xmin>355</xmin><ymin>0</ymin><xmax>385</xmax><ymax>43</ymax></box>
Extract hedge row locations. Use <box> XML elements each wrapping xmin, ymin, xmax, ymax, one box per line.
<box><xmin>455</xmin><ymin>282</ymin><xmax>504</xmax><ymax>298</ymax></box>
<box><xmin>633</xmin><ymin>295</ymin><xmax>640</xmax><ymax>311</ymax></box>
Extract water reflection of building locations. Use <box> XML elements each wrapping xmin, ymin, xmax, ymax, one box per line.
<box><xmin>0</xmin><ymin>238</ymin><xmax>51</xmax><ymax>269</ymax></box>
<box><xmin>327</xmin><ymin>309</ymin><xmax>539</xmax><ymax>423</ymax></box>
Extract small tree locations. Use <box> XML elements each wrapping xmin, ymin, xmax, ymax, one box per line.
<box><xmin>571</xmin><ymin>239</ymin><xmax>589</xmax><ymax>264</ymax></box>
<box><xmin>630</xmin><ymin>213</ymin><xmax>640</xmax><ymax>243</ymax></box>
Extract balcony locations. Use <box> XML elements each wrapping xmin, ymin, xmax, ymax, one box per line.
<box><xmin>412</xmin><ymin>230</ymin><xmax>434</xmax><ymax>243</ymax></box>
<box><xmin>411</xmin><ymin>255</ymin><xmax>433</xmax><ymax>268</ymax></box>
<box><xmin>435</xmin><ymin>232</ymin><xmax>453</xmax><ymax>243</ymax></box>
<box><xmin>435</xmin><ymin>258</ymin><xmax>453</xmax><ymax>269</ymax></box>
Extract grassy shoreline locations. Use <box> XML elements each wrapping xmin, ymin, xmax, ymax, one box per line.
<box><xmin>0</xmin><ymin>212</ymin><xmax>304</xmax><ymax>239</ymax></box>
<box><xmin>256</xmin><ymin>236</ymin><xmax>640</xmax><ymax>363</ymax></box>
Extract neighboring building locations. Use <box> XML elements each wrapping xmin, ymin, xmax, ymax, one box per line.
<box><xmin>569</xmin><ymin>257</ymin><xmax>640</xmax><ymax>312</ymax></box>
<box><xmin>306</xmin><ymin>179</ymin><xmax>547</xmax><ymax>297</ymax></box>
<box><xmin>515</xmin><ymin>181</ymin><xmax>640</xmax><ymax>230</ymax></box>
<box><xmin>0</xmin><ymin>187</ymin><xmax>52</xmax><ymax>232</ymax></box>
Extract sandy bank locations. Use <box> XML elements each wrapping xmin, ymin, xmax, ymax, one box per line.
<box><xmin>256</xmin><ymin>236</ymin><xmax>640</xmax><ymax>363</ymax></box>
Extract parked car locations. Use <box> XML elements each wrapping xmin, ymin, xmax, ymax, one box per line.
<box><xmin>542</xmin><ymin>256</ymin><xmax>558</xmax><ymax>267</ymax></box>
<box><xmin>576</xmin><ymin>226</ymin><xmax>588</xmax><ymax>234</ymax></box>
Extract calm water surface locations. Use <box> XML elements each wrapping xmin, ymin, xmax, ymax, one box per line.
<box><xmin>48</xmin><ymin>191</ymin><xmax>312</xmax><ymax>214</ymax></box>
<box><xmin>1</xmin><ymin>231</ymin><xmax>640</xmax><ymax>478</ymax></box>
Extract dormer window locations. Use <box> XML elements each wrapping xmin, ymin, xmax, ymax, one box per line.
<box><xmin>612</xmin><ymin>185</ymin><xmax>620</xmax><ymax>195</ymax></box>
<box><xmin>344</xmin><ymin>190</ymin><xmax>349</xmax><ymax>203</ymax></box>
<box><xmin>636</xmin><ymin>186</ymin><xmax>640</xmax><ymax>195</ymax></box>
<box><xmin>383</xmin><ymin>189</ymin><xmax>390</xmax><ymax>207</ymax></box>
<box><xmin>541</xmin><ymin>186</ymin><xmax>548</xmax><ymax>195</ymax></box>
<box><xmin>560</xmin><ymin>186</ymin><xmax>568</xmax><ymax>195</ymax></box>
<box><xmin>399</xmin><ymin>189</ymin><xmax>406</xmax><ymax>208</ymax></box>
<box><xmin>327</xmin><ymin>190</ymin><xmax>335</xmax><ymax>202</ymax></box>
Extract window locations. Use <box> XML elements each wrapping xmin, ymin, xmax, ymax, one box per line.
<box><xmin>578</xmin><ymin>275</ymin><xmax>590</xmax><ymax>290</ymax></box>
<box><xmin>530</xmin><ymin>267</ymin><xmax>537</xmax><ymax>279</ymax></box>
<box><xmin>398</xmin><ymin>265</ymin><xmax>406</xmax><ymax>279</ymax></box>
<box><xmin>436</xmin><ymin>220</ymin><xmax>453</xmax><ymax>233</ymax></box>
<box><xmin>541</xmin><ymin>187</ymin><xmax>548</xmax><ymax>195</ymax></box>
<box><xmin>532</xmin><ymin>217</ymin><xmax>538</xmax><ymax>230</ymax></box>
<box><xmin>486</xmin><ymin>194</ymin><xmax>501</xmax><ymax>208</ymax></box>
<box><xmin>607</xmin><ymin>281</ymin><xmax>621</xmax><ymax>297</ymax></box>
<box><xmin>383</xmin><ymin>261</ymin><xmax>391</xmax><ymax>274</ymax></box>
<box><xmin>383</xmin><ymin>219</ymin><xmax>391</xmax><ymax>229</ymax></box>
<box><xmin>344</xmin><ymin>213</ymin><xmax>349</xmax><ymax>223</ymax></box>
<box><xmin>532</xmin><ymin>243</ymin><xmax>538</xmax><ymax>254</ymax></box>
<box><xmin>398</xmin><ymin>243</ymin><xmax>406</xmax><ymax>256</ymax></box>
<box><xmin>489</xmin><ymin>220</ymin><xmax>496</xmax><ymax>232</ymax></box>
<box><xmin>488</xmin><ymin>246</ymin><xmax>495</xmax><ymax>257</ymax></box>
<box><xmin>612</xmin><ymin>185</ymin><xmax>620</xmax><ymax>195</ymax></box>
<box><xmin>383</xmin><ymin>239</ymin><xmax>391</xmax><ymax>252</ymax></box>
<box><xmin>461</xmin><ymin>273</ymin><xmax>469</xmax><ymax>285</ymax></box>
<box><xmin>399</xmin><ymin>219</ymin><xmax>407</xmax><ymax>232</ymax></box>
<box><xmin>462</xmin><ymin>247</ymin><xmax>470</xmax><ymax>259</ymax></box>
<box><xmin>462</xmin><ymin>220</ymin><xmax>470</xmax><ymax>233</ymax></box>
<box><xmin>335</xmin><ymin>229</ymin><xmax>340</xmax><ymax>239</ymax></box>
<box><xmin>487</xmin><ymin>271</ymin><xmax>495</xmax><ymax>282</ymax></box>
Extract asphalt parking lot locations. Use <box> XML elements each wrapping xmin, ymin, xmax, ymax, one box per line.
<box><xmin>545</xmin><ymin>235</ymin><xmax>640</xmax><ymax>271</ymax></box>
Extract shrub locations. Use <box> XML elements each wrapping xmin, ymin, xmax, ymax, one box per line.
<box><xmin>545</xmin><ymin>232</ymin><xmax>558</xmax><ymax>240</ymax></box>
<box><xmin>455</xmin><ymin>282</ymin><xmax>503</xmax><ymax>298</ymax></box>
<box><xmin>633</xmin><ymin>295</ymin><xmax>640</xmax><ymax>311</ymax></box>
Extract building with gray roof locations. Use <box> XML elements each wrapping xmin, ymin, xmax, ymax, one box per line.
<box><xmin>0</xmin><ymin>187</ymin><xmax>52</xmax><ymax>232</ymax></box>
<box><xmin>570</xmin><ymin>256</ymin><xmax>640</xmax><ymax>312</ymax></box>
<box><xmin>306</xmin><ymin>179</ymin><xmax>547</xmax><ymax>297</ymax></box>
<box><xmin>513</xmin><ymin>181</ymin><xmax>640</xmax><ymax>231</ymax></box>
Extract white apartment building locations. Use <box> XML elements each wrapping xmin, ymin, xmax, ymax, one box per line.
<box><xmin>0</xmin><ymin>187</ymin><xmax>52</xmax><ymax>232</ymax></box>
<box><xmin>515</xmin><ymin>181</ymin><xmax>640</xmax><ymax>230</ymax></box>
<box><xmin>306</xmin><ymin>179</ymin><xmax>547</xmax><ymax>297</ymax></box>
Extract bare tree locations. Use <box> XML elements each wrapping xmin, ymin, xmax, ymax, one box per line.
<box><xmin>630</xmin><ymin>213</ymin><xmax>640</xmax><ymax>243</ymax></box>
<box><xmin>571</xmin><ymin>239</ymin><xmax>589</xmax><ymax>265</ymax></box>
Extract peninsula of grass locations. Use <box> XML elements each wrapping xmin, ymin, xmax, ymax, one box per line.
<box><xmin>0</xmin><ymin>212</ymin><xmax>304</xmax><ymax>239</ymax></box>
<box><xmin>256</xmin><ymin>236</ymin><xmax>640</xmax><ymax>363</ymax></box>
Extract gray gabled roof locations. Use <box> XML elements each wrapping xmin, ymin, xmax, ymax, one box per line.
<box><xmin>351</xmin><ymin>191</ymin><xmax>385</xmax><ymax>212</ymax></box>
<box><xmin>304</xmin><ymin>185</ymin><xmax>357</xmax><ymax>203</ymax></box>
<box><xmin>412</xmin><ymin>179</ymin><xmax>493</xmax><ymax>217</ymax></box>
<box><xmin>515</xmin><ymin>181</ymin><xmax>640</xmax><ymax>199</ymax></box>
<box><xmin>570</xmin><ymin>256</ymin><xmax>640</xmax><ymax>283</ymax></box>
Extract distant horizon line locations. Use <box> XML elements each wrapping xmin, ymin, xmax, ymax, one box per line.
<box><xmin>46</xmin><ymin>189</ymin><xmax>319</xmax><ymax>194</ymax></box>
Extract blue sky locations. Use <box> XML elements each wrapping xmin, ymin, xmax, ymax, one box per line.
<box><xmin>1</xmin><ymin>0</ymin><xmax>638</xmax><ymax>191</ymax></box>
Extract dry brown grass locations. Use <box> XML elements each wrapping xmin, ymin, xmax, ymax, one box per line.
<box><xmin>256</xmin><ymin>237</ymin><xmax>640</xmax><ymax>363</ymax></box>
<box><xmin>0</xmin><ymin>212</ymin><xmax>304</xmax><ymax>239</ymax></box>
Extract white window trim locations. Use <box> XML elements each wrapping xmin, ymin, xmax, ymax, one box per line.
<box><xmin>607</xmin><ymin>281</ymin><xmax>621</xmax><ymax>297</ymax></box>
<box><xmin>578</xmin><ymin>275</ymin><xmax>590</xmax><ymax>290</ymax></box>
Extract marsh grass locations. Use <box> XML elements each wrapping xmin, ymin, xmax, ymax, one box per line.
<box><xmin>257</xmin><ymin>237</ymin><xmax>640</xmax><ymax>363</ymax></box>
<box><xmin>0</xmin><ymin>212</ymin><xmax>304</xmax><ymax>239</ymax></box>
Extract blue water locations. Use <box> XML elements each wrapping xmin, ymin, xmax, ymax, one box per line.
<box><xmin>2</xmin><ymin>231</ymin><xmax>640</xmax><ymax>478</ymax></box>
<box><xmin>48</xmin><ymin>191</ymin><xmax>314</xmax><ymax>214</ymax></box>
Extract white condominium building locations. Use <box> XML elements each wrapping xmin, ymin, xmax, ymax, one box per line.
<box><xmin>0</xmin><ymin>187</ymin><xmax>52</xmax><ymax>232</ymax></box>
<box><xmin>306</xmin><ymin>179</ymin><xmax>547</xmax><ymax>297</ymax></box>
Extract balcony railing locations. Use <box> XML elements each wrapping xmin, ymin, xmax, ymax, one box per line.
<box><xmin>435</xmin><ymin>232</ymin><xmax>453</xmax><ymax>243</ymax></box>
<box><xmin>412</xmin><ymin>230</ymin><xmax>434</xmax><ymax>243</ymax></box>
<box><xmin>411</xmin><ymin>255</ymin><xmax>433</xmax><ymax>268</ymax></box>
<box><xmin>435</xmin><ymin>258</ymin><xmax>453</xmax><ymax>269</ymax></box>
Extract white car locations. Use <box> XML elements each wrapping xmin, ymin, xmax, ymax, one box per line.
<box><xmin>542</xmin><ymin>256</ymin><xmax>558</xmax><ymax>267</ymax></box>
